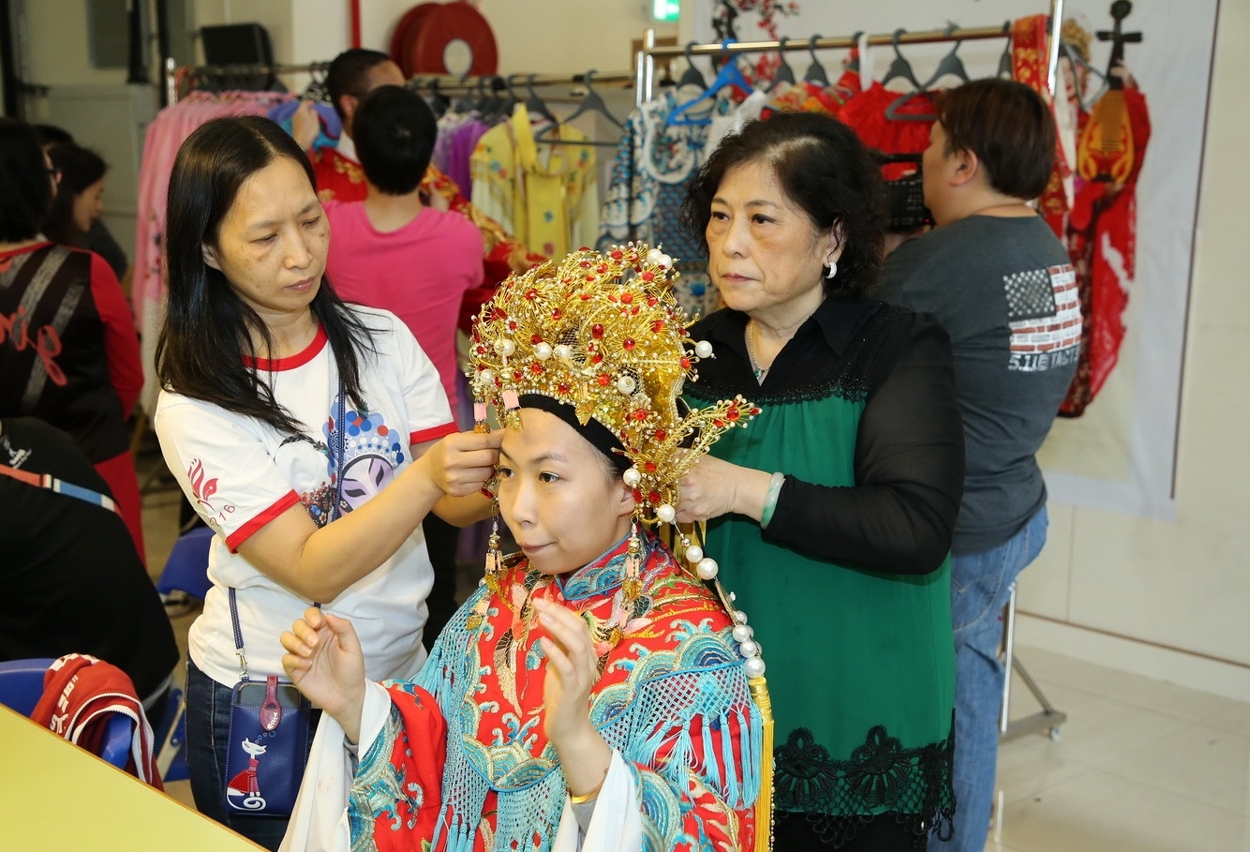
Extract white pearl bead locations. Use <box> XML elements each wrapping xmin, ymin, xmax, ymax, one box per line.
<box><xmin>478</xmin><ymin>368</ymin><xmax>494</xmax><ymax>384</ymax></box>
<box><xmin>694</xmin><ymin>340</ymin><xmax>714</xmax><ymax>358</ymax></box>
<box><xmin>732</xmin><ymin>624</ymin><xmax>753</xmax><ymax>643</ymax></box>
<box><xmin>739</xmin><ymin>639</ymin><xmax>759</xmax><ymax>658</ymax></box>
<box><xmin>656</xmin><ymin>504</ymin><xmax>676</xmax><ymax>523</ymax></box>
<box><xmin>499</xmin><ymin>339</ymin><xmax>516</xmax><ymax>357</ymax></box>
<box><xmin>622</xmin><ymin>467</ymin><xmax>642</xmax><ymax>487</ymax></box>
<box><xmin>733</xmin><ymin>610</ymin><xmax>748</xmax><ymax>624</ymax></box>
<box><xmin>696</xmin><ymin>557</ymin><xmax>719</xmax><ymax>580</ymax></box>
<box><xmin>616</xmin><ymin>375</ymin><xmax>636</xmax><ymax>394</ymax></box>
<box><xmin>744</xmin><ymin>657</ymin><xmax>766</xmax><ymax>678</ymax></box>
<box><xmin>684</xmin><ymin>544</ymin><xmax>704</xmax><ymax>564</ymax></box>
<box><xmin>534</xmin><ymin>342</ymin><xmax>553</xmax><ymax>360</ymax></box>
<box><xmin>554</xmin><ymin>344</ymin><xmax>572</xmax><ymax>359</ymax></box>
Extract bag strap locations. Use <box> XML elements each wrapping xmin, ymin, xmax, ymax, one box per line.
<box><xmin>0</xmin><ymin>462</ymin><xmax>122</xmax><ymax>518</ymax></box>
<box><xmin>229</xmin><ymin>378</ymin><xmax>344</xmax><ymax>681</ymax></box>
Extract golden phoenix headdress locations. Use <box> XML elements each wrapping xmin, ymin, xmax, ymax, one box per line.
<box><xmin>467</xmin><ymin>242</ymin><xmax>757</xmax><ymax>524</ymax></box>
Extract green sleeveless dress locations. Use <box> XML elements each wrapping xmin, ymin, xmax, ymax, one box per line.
<box><xmin>685</xmin><ymin>299</ymin><xmax>956</xmax><ymax>841</ymax></box>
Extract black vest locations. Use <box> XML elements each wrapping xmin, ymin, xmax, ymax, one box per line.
<box><xmin>0</xmin><ymin>244</ymin><xmax>129</xmax><ymax>461</ymax></box>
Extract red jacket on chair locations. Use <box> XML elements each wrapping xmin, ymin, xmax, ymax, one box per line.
<box><xmin>29</xmin><ymin>653</ymin><xmax>162</xmax><ymax>788</ymax></box>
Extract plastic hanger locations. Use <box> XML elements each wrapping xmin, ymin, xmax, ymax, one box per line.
<box><xmin>803</xmin><ymin>35</ymin><xmax>831</xmax><ymax>86</ymax></box>
<box><xmin>996</xmin><ymin>21</ymin><xmax>1014</xmax><ymax>79</ymax></box>
<box><xmin>533</xmin><ymin>70</ymin><xmax>623</xmax><ymax>147</ymax></box>
<box><xmin>847</xmin><ymin>31</ymin><xmax>865</xmax><ymax>73</ymax></box>
<box><xmin>451</xmin><ymin>71</ymin><xmax>477</xmax><ymax>113</ymax></box>
<box><xmin>677</xmin><ymin>41</ymin><xmax>708</xmax><ymax>90</ymax></box>
<box><xmin>879</xmin><ymin>29</ymin><xmax>923</xmax><ymax>91</ymax></box>
<box><xmin>302</xmin><ymin>65</ymin><xmax>329</xmax><ymax>102</ymax></box>
<box><xmin>1058</xmin><ymin>40</ymin><xmax>1109</xmax><ymax>110</ymax></box>
<box><xmin>924</xmin><ymin>26</ymin><xmax>971</xmax><ymax>88</ymax></box>
<box><xmin>771</xmin><ymin>37</ymin><xmax>797</xmax><ymax>88</ymax></box>
<box><xmin>520</xmin><ymin>73</ymin><xmax>558</xmax><ymax>125</ymax></box>
<box><xmin>667</xmin><ymin>44</ymin><xmax>751</xmax><ymax>127</ymax></box>
<box><xmin>426</xmin><ymin>78</ymin><xmax>450</xmax><ymax>119</ymax></box>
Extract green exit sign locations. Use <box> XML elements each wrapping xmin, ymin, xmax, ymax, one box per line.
<box><xmin>653</xmin><ymin>0</ymin><xmax>680</xmax><ymax>22</ymax></box>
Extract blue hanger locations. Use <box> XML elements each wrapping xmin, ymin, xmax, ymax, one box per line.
<box><xmin>667</xmin><ymin>42</ymin><xmax>751</xmax><ymax>127</ymax></box>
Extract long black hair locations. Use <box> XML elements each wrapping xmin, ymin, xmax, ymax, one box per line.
<box><xmin>43</xmin><ymin>142</ymin><xmax>107</xmax><ymax>246</ymax></box>
<box><xmin>156</xmin><ymin>115</ymin><xmax>375</xmax><ymax>434</ymax></box>
<box><xmin>681</xmin><ymin>112</ymin><xmax>886</xmax><ymax>299</ymax></box>
<box><xmin>0</xmin><ymin>119</ymin><xmax>54</xmax><ymax>242</ymax></box>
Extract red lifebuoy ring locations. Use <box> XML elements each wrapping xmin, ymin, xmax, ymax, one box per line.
<box><xmin>406</xmin><ymin>1</ymin><xmax>498</xmax><ymax>76</ymax></box>
<box><xmin>389</xmin><ymin>3</ymin><xmax>439</xmax><ymax>77</ymax></box>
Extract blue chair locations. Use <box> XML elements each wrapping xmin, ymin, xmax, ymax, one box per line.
<box><xmin>156</xmin><ymin>525</ymin><xmax>214</xmax><ymax>601</ymax></box>
<box><xmin>153</xmin><ymin>526</ymin><xmax>215</xmax><ymax>782</ymax></box>
<box><xmin>0</xmin><ymin>657</ymin><xmax>55</xmax><ymax>716</ymax></box>
<box><xmin>0</xmin><ymin>657</ymin><xmax>135</xmax><ymax>772</ymax></box>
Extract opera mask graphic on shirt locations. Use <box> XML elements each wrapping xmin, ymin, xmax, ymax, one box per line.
<box><xmin>323</xmin><ymin>398</ymin><xmax>406</xmax><ymax>514</ymax></box>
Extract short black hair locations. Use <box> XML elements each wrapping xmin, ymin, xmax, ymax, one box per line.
<box><xmin>681</xmin><ymin>112</ymin><xmax>886</xmax><ymax>299</ymax></box>
<box><xmin>326</xmin><ymin>48</ymin><xmax>394</xmax><ymax>122</ymax></box>
<box><xmin>0</xmin><ymin>119</ymin><xmax>55</xmax><ymax>242</ymax></box>
<box><xmin>44</xmin><ymin>143</ymin><xmax>108</xmax><ymax>245</ymax></box>
<box><xmin>937</xmin><ymin>78</ymin><xmax>1056</xmax><ymax>200</ymax></box>
<box><xmin>353</xmin><ymin>85</ymin><xmax>436</xmax><ymax>195</ymax></box>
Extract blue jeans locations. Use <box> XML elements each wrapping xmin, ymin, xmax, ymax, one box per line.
<box><xmin>185</xmin><ymin>659</ymin><xmax>318</xmax><ymax>851</ymax></box>
<box><xmin>930</xmin><ymin>507</ymin><xmax>1048</xmax><ymax>852</ymax></box>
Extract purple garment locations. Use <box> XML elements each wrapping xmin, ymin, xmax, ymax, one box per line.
<box><xmin>445</xmin><ymin>118</ymin><xmax>490</xmax><ymax>200</ymax></box>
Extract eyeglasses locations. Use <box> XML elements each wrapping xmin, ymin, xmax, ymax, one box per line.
<box><xmin>47</xmin><ymin>167</ymin><xmax>62</xmax><ymax>183</ymax></box>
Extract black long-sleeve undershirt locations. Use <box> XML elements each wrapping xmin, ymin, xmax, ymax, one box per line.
<box><xmin>689</xmin><ymin>298</ymin><xmax>965</xmax><ymax>575</ymax></box>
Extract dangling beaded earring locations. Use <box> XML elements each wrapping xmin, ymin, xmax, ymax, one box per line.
<box><xmin>621</xmin><ymin>517</ymin><xmax>643</xmax><ymax>607</ymax></box>
<box><xmin>484</xmin><ymin>501</ymin><xmax>503</xmax><ymax>580</ymax></box>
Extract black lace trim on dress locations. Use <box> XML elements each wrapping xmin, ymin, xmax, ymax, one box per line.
<box><xmin>689</xmin><ymin>303</ymin><xmax>914</xmax><ymax>407</ymax></box>
<box><xmin>772</xmin><ymin>718</ymin><xmax>956</xmax><ymax>848</ymax></box>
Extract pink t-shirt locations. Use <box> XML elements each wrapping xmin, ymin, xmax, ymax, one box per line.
<box><xmin>325</xmin><ymin>202</ymin><xmax>485</xmax><ymax>408</ymax></box>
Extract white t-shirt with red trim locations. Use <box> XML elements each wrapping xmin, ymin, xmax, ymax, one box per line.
<box><xmin>154</xmin><ymin>307</ymin><xmax>457</xmax><ymax>688</ymax></box>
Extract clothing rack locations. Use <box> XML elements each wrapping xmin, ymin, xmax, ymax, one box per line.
<box><xmin>635</xmin><ymin>2</ymin><xmax>1069</xmax><ymax>748</ymax></box>
<box><xmin>163</xmin><ymin>57</ymin><xmax>332</xmax><ymax>105</ymax></box>
<box><xmin>406</xmin><ymin>71</ymin><xmax>634</xmax><ymax>92</ymax></box>
<box><xmin>165</xmin><ymin>57</ymin><xmax>634</xmax><ymax>106</ymax></box>
<box><xmin>635</xmin><ymin>0</ymin><xmax>1064</xmax><ymax>105</ymax></box>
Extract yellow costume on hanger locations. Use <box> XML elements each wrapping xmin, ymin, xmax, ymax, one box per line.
<box><xmin>470</xmin><ymin>104</ymin><xmax>598</xmax><ymax>259</ymax></box>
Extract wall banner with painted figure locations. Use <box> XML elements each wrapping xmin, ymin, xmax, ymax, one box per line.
<box><xmin>684</xmin><ymin>0</ymin><xmax>1218</xmax><ymax>520</ymax></box>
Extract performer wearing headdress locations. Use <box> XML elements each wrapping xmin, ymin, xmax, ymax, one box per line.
<box><xmin>279</xmin><ymin>243</ymin><xmax>771</xmax><ymax>852</ymax></box>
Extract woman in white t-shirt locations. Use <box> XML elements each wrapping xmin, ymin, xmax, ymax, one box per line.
<box><xmin>153</xmin><ymin>115</ymin><xmax>500</xmax><ymax>850</ymax></box>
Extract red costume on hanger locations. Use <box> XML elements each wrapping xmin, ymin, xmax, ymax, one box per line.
<box><xmin>1012</xmin><ymin>14</ymin><xmax>1151</xmax><ymax>416</ymax></box>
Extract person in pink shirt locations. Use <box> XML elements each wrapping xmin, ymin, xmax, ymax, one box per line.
<box><xmin>324</xmin><ymin>84</ymin><xmax>485</xmax><ymax>651</ymax></box>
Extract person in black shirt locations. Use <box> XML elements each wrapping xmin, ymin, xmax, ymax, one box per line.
<box><xmin>0</xmin><ymin>416</ymin><xmax>179</xmax><ymax>727</ymax></box>
<box><xmin>675</xmin><ymin>112</ymin><xmax>965</xmax><ymax>851</ymax></box>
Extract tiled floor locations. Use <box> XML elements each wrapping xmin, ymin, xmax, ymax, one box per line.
<box><xmin>137</xmin><ymin>445</ymin><xmax>1250</xmax><ymax>851</ymax></box>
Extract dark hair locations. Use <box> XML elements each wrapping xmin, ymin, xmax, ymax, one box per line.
<box><xmin>32</xmin><ymin>123</ymin><xmax>74</xmax><ymax>147</ymax></box>
<box><xmin>0</xmin><ymin>119</ymin><xmax>55</xmax><ymax>242</ymax></box>
<box><xmin>354</xmin><ymin>85</ymin><xmax>437</xmax><ymax>195</ymax></box>
<box><xmin>156</xmin><ymin>115</ymin><xmax>375</xmax><ymax>434</ymax></box>
<box><xmin>681</xmin><ymin>112</ymin><xmax>886</xmax><ymax>299</ymax></box>
<box><xmin>326</xmin><ymin>48</ymin><xmax>394</xmax><ymax>122</ymax></box>
<box><xmin>936</xmin><ymin>79</ymin><xmax>1056</xmax><ymax>200</ymax></box>
<box><xmin>43</xmin><ymin>143</ymin><xmax>108</xmax><ymax>246</ymax></box>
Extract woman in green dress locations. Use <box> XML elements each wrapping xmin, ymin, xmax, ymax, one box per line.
<box><xmin>676</xmin><ymin>112</ymin><xmax>965</xmax><ymax>851</ymax></box>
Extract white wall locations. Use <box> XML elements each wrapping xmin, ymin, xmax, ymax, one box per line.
<box><xmin>284</xmin><ymin>0</ymin><xmax>673</xmax><ymax>75</ymax></box>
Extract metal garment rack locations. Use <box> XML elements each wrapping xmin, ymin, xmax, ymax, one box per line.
<box><xmin>635</xmin><ymin>0</ymin><xmax>1068</xmax><ymax>746</ymax></box>
<box><xmin>633</xmin><ymin>0</ymin><xmax>1064</xmax><ymax>106</ymax></box>
<box><xmin>163</xmin><ymin>57</ymin><xmax>634</xmax><ymax>106</ymax></box>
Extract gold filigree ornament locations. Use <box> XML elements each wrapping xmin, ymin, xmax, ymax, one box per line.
<box><xmin>468</xmin><ymin>242</ymin><xmax>759</xmax><ymax>534</ymax></box>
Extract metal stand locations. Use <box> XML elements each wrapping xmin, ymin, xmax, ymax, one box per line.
<box><xmin>999</xmin><ymin>584</ymin><xmax>1066</xmax><ymax>742</ymax></box>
